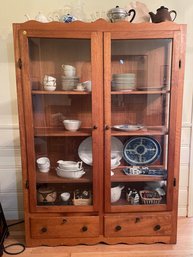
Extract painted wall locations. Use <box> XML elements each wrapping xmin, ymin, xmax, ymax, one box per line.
<box><xmin>0</xmin><ymin>0</ymin><xmax>192</xmax><ymax>219</ymax></box>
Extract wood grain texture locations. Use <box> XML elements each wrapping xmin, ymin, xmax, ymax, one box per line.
<box><xmin>3</xmin><ymin>218</ymin><xmax>193</xmax><ymax>256</ymax></box>
<box><xmin>12</xmin><ymin>20</ymin><xmax>187</xmax><ymax>246</ymax></box>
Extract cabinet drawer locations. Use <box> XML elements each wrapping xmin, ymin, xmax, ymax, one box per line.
<box><xmin>104</xmin><ymin>214</ymin><xmax>172</xmax><ymax>237</ymax></box>
<box><xmin>30</xmin><ymin>216</ymin><xmax>99</xmax><ymax>238</ymax></box>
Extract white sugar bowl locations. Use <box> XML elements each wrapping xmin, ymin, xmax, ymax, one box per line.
<box><xmin>63</xmin><ymin>119</ymin><xmax>81</xmax><ymax>132</ymax></box>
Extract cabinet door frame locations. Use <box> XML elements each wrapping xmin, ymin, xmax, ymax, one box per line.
<box><xmin>18</xmin><ymin>28</ymin><xmax>103</xmax><ymax>213</ymax></box>
<box><xmin>104</xmin><ymin>30</ymin><xmax>184</xmax><ymax>213</ymax></box>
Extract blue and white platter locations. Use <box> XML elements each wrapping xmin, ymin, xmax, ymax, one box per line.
<box><xmin>123</xmin><ymin>136</ymin><xmax>161</xmax><ymax>165</ymax></box>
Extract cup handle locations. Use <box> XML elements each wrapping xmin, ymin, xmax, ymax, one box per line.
<box><xmin>169</xmin><ymin>10</ymin><xmax>177</xmax><ymax>21</ymax></box>
<box><xmin>78</xmin><ymin>161</ymin><xmax>83</xmax><ymax>169</ymax></box>
<box><xmin>128</xmin><ymin>9</ymin><xmax>136</xmax><ymax>23</ymax></box>
<box><xmin>61</xmin><ymin>64</ymin><xmax>65</xmax><ymax>70</ymax></box>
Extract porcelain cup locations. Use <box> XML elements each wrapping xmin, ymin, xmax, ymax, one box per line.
<box><xmin>37</xmin><ymin>157</ymin><xmax>50</xmax><ymax>172</ymax></box>
<box><xmin>43</xmin><ymin>75</ymin><xmax>56</xmax><ymax>83</ymax></box>
<box><xmin>76</xmin><ymin>83</ymin><xmax>85</xmax><ymax>91</ymax></box>
<box><xmin>62</xmin><ymin>64</ymin><xmax>76</xmax><ymax>70</ymax></box>
<box><xmin>61</xmin><ymin>192</ymin><xmax>71</xmax><ymax>201</ymax></box>
<box><xmin>82</xmin><ymin>80</ymin><xmax>92</xmax><ymax>91</ymax></box>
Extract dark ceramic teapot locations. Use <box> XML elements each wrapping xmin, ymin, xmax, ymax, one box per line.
<box><xmin>149</xmin><ymin>6</ymin><xmax>177</xmax><ymax>23</ymax></box>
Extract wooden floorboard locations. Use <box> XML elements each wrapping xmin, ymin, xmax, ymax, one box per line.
<box><xmin>3</xmin><ymin>217</ymin><xmax>193</xmax><ymax>257</ymax></box>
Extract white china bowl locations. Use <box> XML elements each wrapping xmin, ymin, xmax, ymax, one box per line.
<box><xmin>63</xmin><ymin>120</ymin><xmax>81</xmax><ymax>132</ymax></box>
<box><xmin>57</xmin><ymin>160</ymin><xmax>82</xmax><ymax>170</ymax></box>
<box><xmin>60</xmin><ymin>192</ymin><xmax>71</xmax><ymax>201</ymax></box>
<box><xmin>44</xmin><ymin>85</ymin><xmax>56</xmax><ymax>91</ymax></box>
<box><xmin>56</xmin><ymin>167</ymin><xmax>85</xmax><ymax>179</ymax></box>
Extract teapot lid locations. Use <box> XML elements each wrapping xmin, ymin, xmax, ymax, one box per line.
<box><xmin>157</xmin><ymin>6</ymin><xmax>168</xmax><ymax>11</ymax></box>
<box><xmin>108</xmin><ymin>6</ymin><xmax>127</xmax><ymax>15</ymax></box>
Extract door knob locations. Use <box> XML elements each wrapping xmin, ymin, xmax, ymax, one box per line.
<box><xmin>82</xmin><ymin>226</ymin><xmax>88</xmax><ymax>232</ymax></box>
<box><xmin>41</xmin><ymin>227</ymin><xmax>47</xmax><ymax>233</ymax></box>
<box><xmin>115</xmin><ymin>225</ymin><xmax>122</xmax><ymax>231</ymax></box>
<box><xmin>154</xmin><ymin>224</ymin><xmax>161</xmax><ymax>231</ymax></box>
<box><xmin>93</xmin><ymin>125</ymin><xmax>98</xmax><ymax>130</ymax></box>
<box><xmin>105</xmin><ymin>125</ymin><xmax>110</xmax><ymax>130</ymax></box>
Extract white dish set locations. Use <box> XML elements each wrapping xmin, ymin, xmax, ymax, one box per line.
<box><xmin>56</xmin><ymin>160</ymin><xmax>85</xmax><ymax>179</ymax></box>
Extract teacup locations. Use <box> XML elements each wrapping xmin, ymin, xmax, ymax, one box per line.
<box><xmin>61</xmin><ymin>192</ymin><xmax>71</xmax><ymax>202</ymax></box>
<box><xmin>43</xmin><ymin>75</ymin><xmax>56</xmax><ymax>83</ymax></box>
<box><xmin>82</xmin><ymin>80</ymin><xmax>92</xmax><ymax>91</ymax></box>
<box><xmin>63</xmin><ymin>69</ymin><xmax>76</xmax><ymax>77</ymax></box>
<box><xmin>37</xmin><ymin>157</ymin><xmax>50</xmax><ymax>173</ymax></box>
<box><xmin>62</xmin><ymin>64</ymin><xmax>76</xmax><ymax>70</ymax></box>
<box><xmin>76</xmin><ymin>83</ymin><xmax>85</xmax><ymax>91</ymax></box>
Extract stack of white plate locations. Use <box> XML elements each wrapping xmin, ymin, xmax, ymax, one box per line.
<box><xmin>112</xmin><ymin>73</ymin><xmax>136</xmax><ymax>91</ymax></box>
<box><xmin>56</xmin><ymin>166</ymin><xmax>85</xmax><ymax>179</ymax></box>
<box><xmin>61</xmin><ymin>76</ymin><xmax>79</xmax><ymax>91</ymax></box>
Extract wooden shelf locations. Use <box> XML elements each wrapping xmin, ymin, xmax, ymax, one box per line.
<box><xmin>34</xmin><ymin>127</ymin><xmax>92</xmax><ymax>137</ymax></box>
<box><xmin>111</xmin><ymin>126</ymin><xmax>168</xmax><ymax>136</ymax></box>
<box><xmin>36</xmin><ymin>169</ymin><xmax>92</xmax><ymax>184</ymax></box>
<box><xmin>111</xmin><ymin>89</ymin><xmax>170</xmax><ymax>95</ymax></box>
<box><xmin>111</xmin><ymin>169</ymin><xmax>166</xmax><ymax>182</ymax></box>
<box><xmin>32</xmin><ymin>90</ymin><xmax>91</xmax><ymax>95</ymax></box>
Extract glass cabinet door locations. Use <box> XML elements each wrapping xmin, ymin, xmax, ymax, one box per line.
<box><xmin>19</xmin><ymin>31</ymin><xmax>102</xmax><ymax>212</ymax></box>
<box><xmin>104</xmin><ymin>33</ymin><xmax>176</xmax><ymax>212</ymax></box>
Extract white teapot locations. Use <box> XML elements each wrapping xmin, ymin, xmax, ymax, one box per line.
<box><xmin>111</xmin><ymin>185</ymin><xmax>124</xmax><ymax>203</ymax></box>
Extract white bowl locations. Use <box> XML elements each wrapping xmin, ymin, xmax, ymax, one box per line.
<box><xmin>44</xmin><ymin>85</ymin><xmax>56</xmax><ymax>91</ymax></box>
<box><xmin>61</xmin><ymin>192</ymin><xmax>71</xmax><ymax>201</ymax></box>
<box><xmin>56</xmin><ymin>168</ymin><xmax>85</xmax><ymax>178</ymax></box>
<box><xmin>63</xmin><ymin>120</ymin><xmax>81</xmax><ymax>132</ymax></box>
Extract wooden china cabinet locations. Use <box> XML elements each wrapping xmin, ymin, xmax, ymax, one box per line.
<box><xmin>13</xmin><ymin>20</ymin><xmax>186</xmax><ymax>246</ymax></box>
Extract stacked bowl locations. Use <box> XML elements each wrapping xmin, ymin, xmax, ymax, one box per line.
<box><xmin>112</xmin><ymin>73</ymin><xmax>136</xmax><ymax>91</ymax></box>
<box><xmin>56</xmin><ymin>160</ymin><xmax>85</xmax><ymax>179</ymax></box>
<box><xmin>61</xmin><ymin>65</ymin><xmax>79</xmax><ymax>90</ymax></box>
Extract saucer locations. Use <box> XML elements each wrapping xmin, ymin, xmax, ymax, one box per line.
<box><xmin>73</xmin><ymin>88</ymin><xmax>86</xmax><ymax>92</ymax></box>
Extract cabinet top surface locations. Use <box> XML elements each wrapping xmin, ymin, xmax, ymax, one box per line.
<box><xmin>13</xmin><ymin>19</ymin><xmax>186</xmax><ymax>32</ymax></box>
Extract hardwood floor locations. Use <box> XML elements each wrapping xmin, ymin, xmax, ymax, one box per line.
<box><xmin>3</xmin><ymin>217</ymin><xmax>193</xmax><ymax>257</ymax></box>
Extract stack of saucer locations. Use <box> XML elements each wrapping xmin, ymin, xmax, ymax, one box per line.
<box><xmin>112</xmin><ymin>73</ymin><xmax>136</xmax><ymax>91</ymax></box>
<box><xmin>61</xmin><ymin>64</ymin><xmax>79</xmax><ymax>90</ymax></box>
<box><xmin>61</xmin><ymin>76</ymin><xmax>79</xmax><ymax>90</ymax></box>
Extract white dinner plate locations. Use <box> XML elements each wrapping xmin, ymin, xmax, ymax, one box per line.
<box><xmin>112</xmin><ymin>124</ymin><xmax>144</xmax><ymax>131</ymax></box>
<box><xmin>78</xmin><ymin>137</ymin><xmax>123</xmax><ymax>166</ymax></box>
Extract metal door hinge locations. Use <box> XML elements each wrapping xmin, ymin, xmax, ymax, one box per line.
<box><xmin>18</xmin><ymin>58</ymin><xmax>22</xmax><ymax>69</ymax></box>
<box><xmin>25</xmin><ymin>180</ymin><xmax>29</xmax><ymax>189</ymax></box>
<box><xmin>179</xmin><ymin>60</ymin><xmax>181</xmax><ymax>69</ymax></box>
<box><xmin>173</xmin><ymin>178</ymin><xmax>176</xmax><ymax>187</ymax></box>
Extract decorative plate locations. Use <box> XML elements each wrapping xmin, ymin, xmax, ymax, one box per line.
<box><xmin>123</xmin><ymin>136</ymin><xmax>161</xmax><ymax>165</ymax></box>
<box><xmin>112</xmin><ymin>124</ymin><xmax>143</xmax><ymax>131</ymax></box>
<box><xmin>78</xmin><ymin>137</ymin><xmax>123</xmax><ymax>166</ymax></box>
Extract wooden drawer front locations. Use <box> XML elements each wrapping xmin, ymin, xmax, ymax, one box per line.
<box><xmin>104</xmin><ymin>214</ymin><xmax>172</xmax><ymax>237</ymax></box>
<box><xmin>30</xmin><ymin>216</ymin><xmax>99</xmax><ymax>238</ymax></box>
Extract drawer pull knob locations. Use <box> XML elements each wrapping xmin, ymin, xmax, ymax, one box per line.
<box><xmin>41</xmin><ymin>227</ymin><xmax>47</xmax><ymax>233</ymax></box>
<box><xmin>62</xmin><ymin>219</ymin><xmax>67</xmax><ymax>224</ymax></box>
<box><xmin>82</xmin><ymin>226</ymin><xmax>88</xmax><ymax>232</ymax></box>
<box><xmin>135</xmin><ymin>217</ymin><xmax>140</xmax><ymax>223</ymax></box>
<box><xmin>115</xmin><ymin>225</ymin><xmax>122</xmax><ymax>231</ymax></box>
<box><xmin>154</xmin><ymin>224</ymin><xmax>161</xmax><ymax>231</ymax></box>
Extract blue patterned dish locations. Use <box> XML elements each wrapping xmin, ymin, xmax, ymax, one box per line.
<box><xmin>123</xmin><ymin>136</ymin><xmax>161</xmax><ymax>165</ymax></box>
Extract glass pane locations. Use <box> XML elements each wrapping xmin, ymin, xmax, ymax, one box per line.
<box><xmin>111</xmin><ymin>39</ymin><xmax>172</xmax><ymax>91</ymax></box>
<box><xmin>28</xmin><ymin>38</ymin><xmax>93</xmax><ymax>207</ymax></box>
<box><xmin>110</xmin><ymin>39</ymin><xmax>172</xmax><ymax>208</ymax></box>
